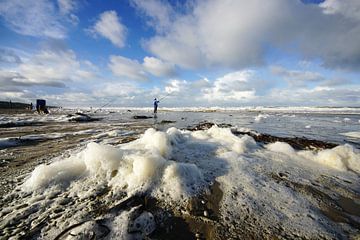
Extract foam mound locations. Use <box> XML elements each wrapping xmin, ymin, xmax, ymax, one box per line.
<box><xmin>2</xmin><ymin>125</ymin><xmax>359</xmax><ymax>239</ymax></box>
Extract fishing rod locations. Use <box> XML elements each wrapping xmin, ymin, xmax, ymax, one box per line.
<box><xmin>94</xmin><ymin>98</ymin><xmax>116</xmax><ymax>113</ymax></box>
<box><xmin>158</xmin><ymin>92</ymin><xmax>172</xmax><ymax>101</ymax></box>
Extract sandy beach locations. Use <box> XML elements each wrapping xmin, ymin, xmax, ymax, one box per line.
<box><xmin>0</xmin><ymin>108</ymin><xmax>359</xmax><ymax>239</ymax></box>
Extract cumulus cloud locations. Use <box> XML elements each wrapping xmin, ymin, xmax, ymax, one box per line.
<box><xmin>0</xmin><ymin>48</ymin><xmax>98</xmax><ymax>101</ymax></box>
<box><xmin>0</xmin><ymin>48</ymin><xmax>22</xmax><ymax>64</ymax></box>
<box><xmin>202</xmin><ymin>71</ymin><xmax>257</xmax><ymax>102</ymax></box>
<box><xmin>90</xmin><ymin>11</ymin><xmax>127</xmax><ymax>48</ymax></box>
<box><xmin>164</xmin><ymin>79</ymin><xmax>187</xmax><ymax>94</ymax></box>
<box><xmin>18</xmin><ymin>50</ymin><xmax>96</xmax><ymax>83</ymax></box>
<box><xmin>93</xmin><ymin>82</ymin><xmax>144</xmax><ymax>100</ymax></box>
<box><xmin>0</xmin><ymin>0</ymin><xmax>71</xmax><ymax>38</ymax></box>
<box><xmin>0</xmin><ymin>89</ymin><xmax>36</xmax><ymax>102</ymax></box>
<box><xmin>266</xmin><ymin>87</ymin><xmax>360</xmax><ymax>107</ymax></box>
<box><xmin>0</xmin><ymin>70</ymin><xmax>66</xmax><ymax>88</ymax></box>
<box><xmin>141</xmin><ymin>0</ymin><xmax>287</xmax><ymax>69</ymax></box>
<box><xmin>130</xmin><ymin>0</ymin><xmax>175</xmax><ymax>33</ymax></box>
<box><xmin>109</xmin><ymin>55</ymin><xmax>176</xmax><ymax>81</ymax></box>
<box><xmin>57</xmin><ymin>0</ymin><xmax>76</xmax><ymax>15</ymax></box>
<box><xmin>143</xmin><ymin>56</ymin><xmax>176</xmax><ymax>77</ymax></box>
<box><xmin>135</xmin><ymin>0</ymin><xmax>360</xmax><ymax>71</ymax></box>
<box><xmin>271</xmin><ymin>66</ymin><xmax>325</xmax><ymax>87</ymax></box>
<box><xmin>109</xmin><ymin>56</ymin><xmax>147</xmax><ymax>81</ymax></box>
<box><xmin>320</xmin><ymin>78</ymin><xmax>353</xmax><ymax>87</ymax></box>
<box><xmin>320</xmin><ymin>0</ymin><xmax>360</xmax><ymax>21</ymax></box>
<box><xmin>57</xmin><ymin>0</ymin><xmax>79</xmax><ymax>25</ymax></box>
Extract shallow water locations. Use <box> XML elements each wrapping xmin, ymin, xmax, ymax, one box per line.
<box><xmin>0</xmin><ymin>108</ymin><xmax>359</xmax><ymax>239</ymax></box>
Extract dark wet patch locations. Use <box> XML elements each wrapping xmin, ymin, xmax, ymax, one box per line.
<box><xmin>181</xmin><ymin>181</ymin><xmax>224</xmax><ymax>239</ymax></box>
<box><xmin>0</xmin><ymin>122</ymin><xmax>45</xmax><ymax>128</ymax></box>
<box><xmin>133</xmin><ymin>115</ymin><xmax>153</xmax><ymax>119</ymax></box>
<box><xmin>159</xmin><ymin>120</ymin><xmax>177</xmax><ymax>124</ymax></box>
<box><xmin>186</xmin><ymin>121</ymin><xmax>231</xmax><ymax>131</ymax></box>
<box><xmin>152</xmin><ymin>216</ymin><xmax>196</xmax><ymax>240</ymax></box>
<box><xmin>233</xmin><ymin>130</ymin><xmax>338</xmax><ymax>150</ymax></box>
<box><xmin>336</xmin><ymin>196</ymin><xmax>360</xmax><ymax>217</ymax></box>
<box><xmin>0</xmin><ymin>138</ymin><xmax>47</xmax><ymax>150</ymax></box>
<box><xmin>187</xmin><ymin>121</ymin><xmax>215</xmax><ymax>131</ymax></box>
<box><xmin>187</xmin><ymin>181</ymin><xmax>223</xmax><ymax>220</ymax></box>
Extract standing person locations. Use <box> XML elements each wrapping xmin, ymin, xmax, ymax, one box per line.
<box><xmin>153</xmin><ymin>98</ymin><xmax>160</xmax><ymax>114</ymax></box>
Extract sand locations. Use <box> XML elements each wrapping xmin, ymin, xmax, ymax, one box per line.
<box><xmin>0</xmin><ymin>110</ymin><xmax>359</xmax><ymax>239</ymax></box>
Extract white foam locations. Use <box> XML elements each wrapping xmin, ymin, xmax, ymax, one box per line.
<box><xmin>162</xmin><ymin>161</ymin><xmax>204</xmax><ymax>198</ymax></box>
<box><xmin>340</xmin><ymin>131</ymin><xmax>360</xmax><ymax>139</ymax></box>
<box><xmin>254</xmin><ymin>113</ymin><xmax>269</xmax><ymax>122</ymax></box>
<box><xmin>6</xmin><ymin>125</ymin><xmax>360</xmax><ymax>239</ymax></box>
<box><xmin>266</xmin><ymin>141</ymin><xmax>296</xmax><ymax>155</ymax></box>
<box><xmin>23</xmin><ymin>156</ymin><xmax>86</xmax><ymax>190</ymax></box>
<box><xmin>265</xmin><ymin>142</ymin><xmax>360</xmax><ymax>173</ymax></box>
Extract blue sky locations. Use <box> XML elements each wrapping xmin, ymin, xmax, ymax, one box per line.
<box><xmin>0</xmin><ymin>0</ymin><xmax>359</xmax><ymax>107</ymax></box>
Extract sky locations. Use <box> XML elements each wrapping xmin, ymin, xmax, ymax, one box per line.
<box><xmin>0</xmin><ymin>0</ymin><xmax>359</xmax><ymax>108</ymax></box>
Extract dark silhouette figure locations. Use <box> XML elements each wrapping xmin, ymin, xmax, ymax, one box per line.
<box><xmin>153</xmin><ymin>98</ymin><xmax>159</xmax><ymax>114</ymax></box>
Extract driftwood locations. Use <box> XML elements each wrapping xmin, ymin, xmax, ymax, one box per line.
<box><xmin>132</xmin><ymin>115</ymin><xmax>153</xmax><ymax>119</ymax></box>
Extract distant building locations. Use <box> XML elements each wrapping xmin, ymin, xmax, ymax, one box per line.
<box><xmin>36</xmin><ymin>99</ymin><xmax>48</xmax><ymax>114</ymax></box>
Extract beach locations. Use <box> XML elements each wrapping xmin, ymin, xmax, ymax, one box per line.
<box><xmin>0</xmin><ymin>108</ymin><xmax>360</xmax><ymax>239</ymax></box>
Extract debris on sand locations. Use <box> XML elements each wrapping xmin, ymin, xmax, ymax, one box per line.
<box><xmin>67</xmin><ymin>112</ymin><xmax>100</xmax><ymax>122</ymax></box>
<box><xmin>187</xmin><ymin>121</ymin><xmax>215</xmax><ymax>131</ymax></box>
<box><xmin>233</xmin><ymin>129</ymin><xmax>338</xmax><ymax>150</ymax></box>
<box><xmin>133</xmin><ymin>115</ymin><xmax>153</xmax><ymax>119</ymax></box>
<box><xmin>159</xmin><ymin>120</ymin><xmax>176</xmax><ymax>124</ymax></box>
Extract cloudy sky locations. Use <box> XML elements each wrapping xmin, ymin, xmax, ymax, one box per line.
<box><xmin>0</xmin><ymin>0</ymin><xmax>359</xmax><ymax>107</ymax></box>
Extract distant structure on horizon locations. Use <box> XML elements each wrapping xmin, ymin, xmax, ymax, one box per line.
<box><xmin>36</xmin><ymin>99</ymin><xmax>49</xmax><ymax>114</ymax></box>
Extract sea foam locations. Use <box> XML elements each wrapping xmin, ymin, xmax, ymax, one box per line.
<box><xmin>9</xmin><ymin>125</ymin><xmax>360</xmax><ymax>239</ymax></box>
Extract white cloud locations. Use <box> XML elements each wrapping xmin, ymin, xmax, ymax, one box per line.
<box><xmin>0</xmin><ymin>90</ymin><xmax>35</xmax><ymax>102</ymax></box>
<box><xmin>57</xmin><ymin>0</ymin><xmax>79</xmax><ymax>25</ymax></box>
<box><xmin>42</xmin><ymin>92</ymin><xmax>96</xmax><ymax>107</ymax></box>
<box><xmin>143</xmin><ymin>56</ymin><xmax>175</xmax><ymax>77</ymax></box>
<box><xmin>266</xmin><ymin>87</ymin><xmax>360</xmax><ymax>107</ymax></box>
<box><xmin>271</xmin><ymin>66</ymin><xmax>325</xmax><ymax>87</ymax></box>
<box><xmin>0</xmin><ymin>0</ymin><xmax>68</xmax><ymax>38</ymax></box>
<box><xmin>137</xmin><ymin>0</ymin><xmax>360</xmax><ymax>71</ymax></box>
<box><xmin>18</xmin><ymin>50</ymin><xmax>96</xmax><ymax>83</ymax></box>
<box><xmin>109</xmin><ymin>55</ymin><xmax>147</xmax><ymax>81</ymax></box>
<box><xmin>320</xmin><ymin>0</ymin><xmax>360</xmax><ymax>21</ymax></box>
<box><xmin>143</xmin><ymin>0</ymin><xmax>286</xmax><ymax>69</ymax></box>
<box><xmin>93</xmin><ymin>82</ymin><xmax>143</xmax><ymax>99</ymax></box>
<box><xmin>0</xmin><ymin>70</ymin><xmax>66</xmax><ymax>88</ymax></box>
<box><xmin>57</xmin><ymin>0</ymin><xmax>76</xmax><ymax>15</ymax></box>
<box><xmin>164</xmin><ymin>79</ymin><xmax>187</xmax><ymax>94</ymax></box>
<box><xmin>109</xmin><ymin>55</ymin><xmax>176</xmax><ymax>80</ymax></box>
<box><xmin>0</xmin><ymin>48</ymin><xmax>22</xmax><ymax>64</ymax></box>
<box><xmin>191</xmin><ymin>78</ymin><xmax>211</xmax><ymax>89</ymax></box>
<box><xmin>130</xmin><ymin>0</ymin><xmax>175</xmax><ymax>33</ymax></box>
<box><xmin>202</xmin><ymin>71</ymin><xmax>257</xmax><ymax>102</ymax></box>
<box><xmin>90</xmin><ymin>11</ymin><xmax>127</xmax><ymax>48</ymax></box>
<box><xmin>0</xmin><ymin>48</ymin><xmax>98</xmax><ymax>96</ymax></box>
